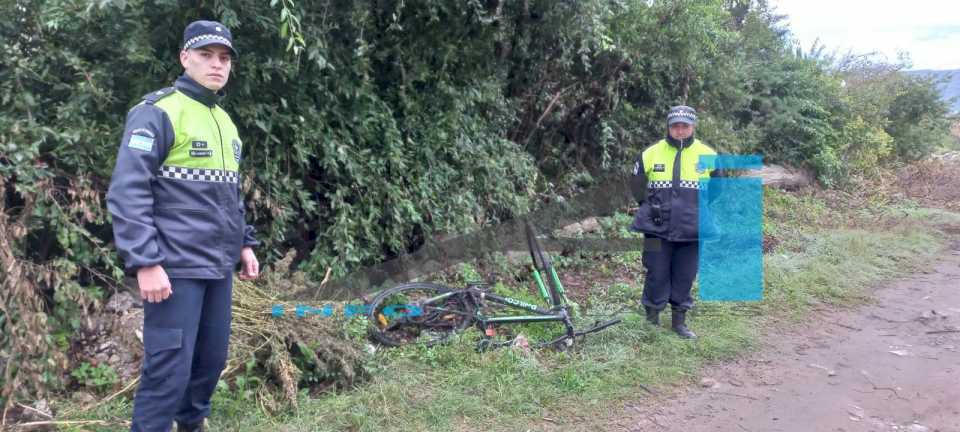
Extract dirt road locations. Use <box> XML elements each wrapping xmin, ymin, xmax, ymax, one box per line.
<box><xmin>613</xmin><ymin>241</ymin><xmax>960</xmax><ymax>432</ymax></box>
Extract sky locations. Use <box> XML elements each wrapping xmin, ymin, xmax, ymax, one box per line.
<box><xmin>769</xmin><ymin>0</ymin><xmax>960</xmax><ymax>70</ymax></box>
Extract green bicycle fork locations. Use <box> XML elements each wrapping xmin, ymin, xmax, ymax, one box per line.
<box><xmin>531</xmin><ymin>266</ymin><xmax>571</xmax><ymax>308</ymax></box>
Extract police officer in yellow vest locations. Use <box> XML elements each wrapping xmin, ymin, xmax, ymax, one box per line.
<box><xmin>629</xmin><ymin>106</ymin><xmax>721</xmax><ymax>339</ymax></box>
<box><xmin>106</xmin><ymin>20</ymin><xmax>259</xmax><ymax>432</ymax></box>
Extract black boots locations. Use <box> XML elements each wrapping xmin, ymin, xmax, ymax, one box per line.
<box><xmin>176</xmin><ymin>421</ymin><xmax>204</xmax><ymax>432</ymax></box>
<box><xmin>645</xmin><ymin>306</ymin><xmax>697</xmax><ymax>339</ymax></box>
<box><xmin>644</xmin><ymin>306</ymin><xmax>660</xmax><ymax>326</ymax></box>
<box><xmin>671</xmin><ymin>309</ymin><xmax>697</xmax><ymax>339</ymax></box>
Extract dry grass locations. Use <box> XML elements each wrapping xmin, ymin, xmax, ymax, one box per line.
<box><xmin>59</xmin><ymin>251</ymin><xmax>372</xmax><ymax>420</ymax></box>
<box><xmin>896</xmin><ymin>159</ymin><xmax>960</xmax><ymax>211</ymax></box>
<box><xmin>224</xmin><ymin>251</ymin><xmax>370</xmax><ymax>413</ymax></box>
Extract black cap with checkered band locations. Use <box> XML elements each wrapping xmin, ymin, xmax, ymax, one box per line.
<box><xmin>666</xmin><ymin>105</ymin><xmax>697</xmax><ymax>126</ymax></box>
<box><xmin>182</xmin><ymin>20</ymin><xmax>238</xmax><ymax>57</ymax></box>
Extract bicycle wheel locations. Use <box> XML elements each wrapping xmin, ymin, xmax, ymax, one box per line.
<box><xmin>367</xmin><ymin>282</ymin><xmax>476</xmax><ymax>347</ymax></box>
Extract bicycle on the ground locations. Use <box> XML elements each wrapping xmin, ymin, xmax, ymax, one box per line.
<box><xmin>366</xmin><ymin>220</ymin><xmax>621</xmax><ymax>351</ymax></box>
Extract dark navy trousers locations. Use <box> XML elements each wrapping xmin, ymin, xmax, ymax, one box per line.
<box><xmin>641</xmin><ymin>236</ymin><xmax>699</xmax><ymax>311</ymax></box>
<box><xmin>131</xmin><ymin>277</ymin><xmax>232</xmax><ymax>432</ymax></box>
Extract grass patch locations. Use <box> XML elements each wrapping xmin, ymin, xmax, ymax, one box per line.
<box><xmin>54</xmin><ymin>190</ymin><xmax>958</xmax><ymax>432</ymax></box>
<box><xmin>763</xmin><ymin>226</ymin><xmax>939</xmax><ymax>316</ymax></box>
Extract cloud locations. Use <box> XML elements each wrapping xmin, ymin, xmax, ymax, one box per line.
<box><xmin>769</xmin><ymin>0</ymin><xmax>960</xmax><ymax>70</ymax></box>
<box><xmin>917</xmin><ymin>25</ymin><xmax>960</xmax><ymax>42</ymax></box>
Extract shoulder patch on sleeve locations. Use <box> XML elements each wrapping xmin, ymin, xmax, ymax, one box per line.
<box><xmin>128</xmin><ymin>134</ymin><xmax>155</xmax><ymax>152</ymax></box>
<box><xmin>141</xmin><ymin>87</ymin><xmax>176</xmax><ymax>105</ymax></box>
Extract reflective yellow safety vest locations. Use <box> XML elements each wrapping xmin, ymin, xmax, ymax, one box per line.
<box><xmin>629</xmin><ymin>137</ymin><xmax>718</xmax><ymax>242</ymax></box>
<box><xmin>107</xmin><ymin>75</ymin><xmax>257</xmax><ymax>279</ymax></box>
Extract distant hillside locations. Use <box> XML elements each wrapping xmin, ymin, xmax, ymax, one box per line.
<box><xmin>906</xmin><ymin>69</ymin><xmax>960</xmax><ymax>114</ymax></box>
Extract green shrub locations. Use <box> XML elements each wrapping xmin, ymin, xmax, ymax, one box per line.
<box><xmin>70</xmin><ymin>361</ymin><xmax>118</xmax><ymax>393</ymax></box>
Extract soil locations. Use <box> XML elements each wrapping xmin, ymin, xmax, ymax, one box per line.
<box><xmin>896</xmin><ymin>160</ymin><xmax>960</xmax><ymax>212</ymax></box>
<box><xmin>70</xmin><ymin>290</ymin><xmax>144</xmax><ymax>386</ymax></box>
<box><xmin>602</xmin><ymin>240</ymin><xmax>960</xmax><ymax>432</ymax></box>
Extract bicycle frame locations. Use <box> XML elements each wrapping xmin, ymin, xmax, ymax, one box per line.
<box><xmin>417</xmin><ymin>221</ymin><xmax>582</xmax><ymax>348</ymax></box>
<box><xmin>368</xmin><ymin>219</ymin><xmax>620</xmax><ymax>350</ymax></box>
<box><xmin>466</xmin><ymin>285</ymin><xmax>620</xmax><ymax>350</ymax></box>
<box><xmin>419</xmin><ymin>289</ymin><xmax>569</xmax><ymax>325</ymax></box>
<box><xmin>526</xmin><ymin>219</ymin><xmax>571</xmax><ymax>309</ymax></box>
<box><xmin>422</xmin><ymin>220</ymin><xmax>574</xmax><ymax>323</ymax></box>
<box><xmin>478</xmin><ymin>291</ymin><xmax>566</xmax><ymax>324</ymax></box>
<box><xmin>418</xmin><ymin>286</ymin><xmax>578</xmax><ymax>350</ymax></box>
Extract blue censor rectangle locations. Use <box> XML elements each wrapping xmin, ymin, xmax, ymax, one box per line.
<box><xmin>698</xmin><ymin>175</ymin><xmax>763</xmax><ymax>301</ymax></box>
<box><xmin>698</xmin><ymin>154</ymin><xmax>763</xmax><ymax>170</ymax></box>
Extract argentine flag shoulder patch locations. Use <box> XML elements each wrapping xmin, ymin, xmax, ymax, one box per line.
<box><xmin>128</xmin><ymin>134</ymin><xmax>155</xmax><ymax>152</ymax></box>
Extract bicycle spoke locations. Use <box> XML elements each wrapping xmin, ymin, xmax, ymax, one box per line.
<box><xmin>368</xmin><ymin>283</ymin><xmax>475</xmax><ymax>347</ymax></box>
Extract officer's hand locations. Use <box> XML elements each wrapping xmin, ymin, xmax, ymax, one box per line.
<box><xmin>137</xmin><ymin>265</ymin><xmax>172</xmax><ymax>303</ymax></box>
<box><xmin>239</xmin><ymin>247</ymin><xmax>259</xmax><ymax>280</ymax></box>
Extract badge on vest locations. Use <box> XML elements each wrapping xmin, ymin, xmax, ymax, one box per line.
<box><xmin>131</xmin><ymin>128</ymin><xmax>155</xmax><ymax>138</ymax></box>
<box><xmin>192</xmin><ymin>141</ymin><xmax>208</xmax><ymax>149</ymax></box>
<box><xmin>232</xmin><ymin>139</ymin><xmax>242</xmax><ymax>163</ymax></box>
<box><xmin>190</xmin><ymin>150</ymin><xmax>213</xmax><ymax>157</ymax></box>
<box><xmin>653</xmin><ymin>163</ymin><xmax>666</xmax><ymax>172</ymax></box>
<box><xmin>128</xmin><ymin>134</ymin><xmax>154</xmax><ymax>152</ymax></box>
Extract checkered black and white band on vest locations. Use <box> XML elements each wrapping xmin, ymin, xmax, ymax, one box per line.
<box><xmin>648</xmin><ymin>179</ymin><xmax>701</xmax><ymax>189</ymax></box>
<box><xmin>159</xmin><ymin>165</ymin><xmax>239</xmax><ymax>184</ymax></box>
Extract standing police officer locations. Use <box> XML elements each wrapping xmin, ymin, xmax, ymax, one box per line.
<box><xmin>107</xmin><ymin>20</ymin><xmax>259</xmax><ymax>432</ymax></box>
<box><xmin>629</xmin><ymin>106</ymin><xmax>721</xmax><ymax>339</ymax></box>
